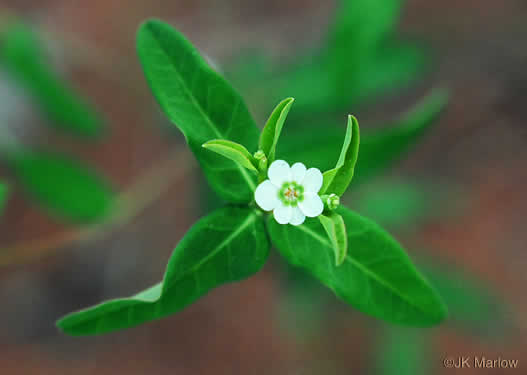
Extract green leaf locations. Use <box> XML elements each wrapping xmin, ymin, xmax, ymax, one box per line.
<box><xmin>202</xmin><ymin>139</ymin><xmax>257</xmax><ymax>172</ymax></box>
<box><xmin>268</xmin><ymin>206</ymin><xmax>447</xmax><ymax>326</ymax></box>
<box><xmin>57</xmin><ymin>206</ymin><xmax>269</xmax><ymax>336</ymax></box>
<box><xmin>0</xmin><ymin>21</ymin><xmax>103</xmax><ymax>136</ymax></box>
<box><xmin>137</xmin><ymin>19</ymin><xmax>259</xmax><ymax>203</ymax></box>
<box><xmin>7</xmin><ymin>150</ymin><xmax>114</xmax><ymax>222</ymax></box>
<box><xmin>320</xmin><ymin>115</ymin><xmax>360</xmax><ymax>195</ymax></box>
<box><xmin>259</xmin><ymin>97</ymin><xmax>294</xmax><ymax>162</ymax></box>
<box><xmin>0</xmin><ymin>182</ymin><xmax>7</xmax><ymax>215</ymax></box>
<box><xmin>318</xmin><ymin>212</ymin><xmax>347</xmax><ymax>266</ymax></box>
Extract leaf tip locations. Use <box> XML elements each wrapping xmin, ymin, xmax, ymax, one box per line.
<box><xmin>55</xmin><ymin>316</ymin><xmax>70</xmax><ymax>335</ymax></box>
<box><xmin>138</xmin><ymin>18</ymin><xmax>163</xmax><ymax>31</ymax></box>
<box><xmin>347</xmin><ymin>114</ymin><xmax>359</xmax><ymax>126</ymax></box>
<box><xmin>421</xmin><ymin>286</ymin><xmax>450</xmax><ymax>326</ymax></box>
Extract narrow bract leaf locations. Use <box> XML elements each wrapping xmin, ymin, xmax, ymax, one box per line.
<box><xmin>137</xmin><ymin>19</ymin><xmax>260</xmax><ymax>203</ymax></box>
<box><xmin>0</xmin><ymin>21</ymin><xmax>103</xmax><ymax>136</ymax></box>
<box><xmin>203</xmin><ymin>139</ymin><xmax>258</xmax><ymax>172</ymax></box>
<box><xmin>57</xmin><ymin>207</ymin><xmax>270</xmax><ymax>336</ymax></box>
<box><xmin>268</xmin><ymin>206</ymin><xmax>447</xmax><ymax>326</ymax></box>
<box><xmin>318</xmin><ymin>212</ymin><xmax>347</xmax><ymax>266</ymax></box>
<box><xmin>7</xmin><ymin>150</ymin><xmax>114</xmax><ymax>222</ymax></box>
<box><xmin>320</xmin><ymin>115</ymin><xmax>360</xmax><ymax>195</ymax></box>
<box><xmin>259</xmin><ymin>97</ymin><xmax>294</xmax><ymax>162</ymax></box>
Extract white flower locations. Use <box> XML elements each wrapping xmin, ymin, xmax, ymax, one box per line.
<box><xmin>255</xmin><ymin>160</ymin><xmax>324</xmax><ymax>225</ymax></box>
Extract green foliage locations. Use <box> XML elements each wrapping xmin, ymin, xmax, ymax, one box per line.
<box><xmin>318</xmin><ymin>212</ymin><xmax>347</xmax><ymax>266</ymax></box>
<box><xmin>56</xmin><ymin>19</ymin><xmax>448</xmax><ymax>336</ymax></box>
<box><xmin>6</xmin><ymin>150</ymin><xmax>114</xmax><ymax>222</ymax></box>
<box><xmin>57</xmin><ymin>206</ymin><xmax>269</xmax><ymax>335</ymax></box>
<box><xmin>137</xmin><ymin>20</ymin><xmax>259</xmax><ymax>203</ymax></box>
<box><xmin>320</xmin><ymin>115</ymin><xmax>360</xmax><ymax>195</ymax></box>
<box><xmin>268</xmin><ymin>206</ymin><xmax>447</xmax><ymax>326</ymax></box>
<box><xmin>202</xmin><ymin>139</ymin><xmax>258</xmax><ymax>172</ymax></box>
<box><xmin>227</xmin><ymin>0</ymin><xmax>427</xmax><ymax>116</ymax></box>
<box><xmin>313</xmin><ymin>0</ymin><xmax>425</xmax><ymax>109</ymax></box>
<box><xmin>259</xmin><ymin>97</ymin><xmax>294</xmax><ymax>163</ymax></box>
<box><xmin>0</xmin><ymin>182</ymin><xmax>7</xmax><ymax>215</ymax></box>
<box><xmin>0</xmin><ymin>21</ymin><xmax>103</xmax><ymax>136</ymax></box>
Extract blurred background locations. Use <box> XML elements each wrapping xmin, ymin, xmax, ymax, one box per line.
<box><xmin>0</xmin><ymin>0</ymin><xmax>526</xmax><ymax>373</ymax></box>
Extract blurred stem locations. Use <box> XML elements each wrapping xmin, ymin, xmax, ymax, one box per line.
<box><xmin>0</xmin><ymin>149</ymin><xmax>193</xmax><ymax>267</ymax></box>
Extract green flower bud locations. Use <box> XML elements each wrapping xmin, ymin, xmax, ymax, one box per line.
<box><xmin>321</xmin><ymin>193</ymin><xmax>340</xmax><ymax>211</ymax></box>
<box><xmin>253</xmin><ymin>150</ymin><xmax>267</xmax><ymax>169</ymax></box>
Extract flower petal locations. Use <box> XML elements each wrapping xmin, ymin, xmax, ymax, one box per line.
<box><xmin>273</xmin><ymin>203</ymin><xmax>292</xmax><ymax>225</ymax></box>
<box><xmin>254</xmin><ymin>180</ymin><xmax>279</xmax><ymax>211</ymax></box>
<box><xmin>289</xmin><ymin>206</ymin><xmax>306</xmax><ymax>226</ymax></box>
<box><xmin>303</xmin><ymin>168</ymin><xmax>323</xmax><ymax>193</ymax></box>
<box><xmin>299</xmin><ymin>192</ymin><xmax>324</xmax><ymax>217</ymax></box>
<box><xmin>268</xmin><ymin>160</ymin><xmax>291</xmax><ymax>187</ymax></box>
<box><xmin>291</xmin><ymin>162</ymin><xmax>307</xmax><ymax>183</ymax></box>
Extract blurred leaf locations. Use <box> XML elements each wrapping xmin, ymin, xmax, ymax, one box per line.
<box><xmin>328</xmin><ymin>0</ymin><xmax>401</xmax><ymax>58</ymax></box>
<box><xmin>202</xmin><ymin>139</ymin><xmax>258</xmax><ymax>172</ymax></box>
<box><xmin>227</xmin><ymin>0</ymin><xmax>425</xmax><ymax>117</ymax></box>
<box><xmin>259</xmin><ymin>97</ymin><xmax>294</xmax><ymax>162</ymax></box>
<box><xmin>321</xmin><ymin>115</ymin><xmax>360</xmax><ymax>195</ymax></box>
<box><xmin>354</xmin><ymin>182</ymin><xmax>430</xmax><ymax>228</ymax></box>
<box><xmin>326</xmin><ymin>1</ymin><xmax>414</xmax><ymax>105</ymax></box>
<box><xmin>318</xmin><ymin>212</ymin><xmax>347</xmax><ymax>266</ymax></box>
<box><xmin>137</xmin><ymin>19</ymin><xmax>259</xmax><ymax>203</ymax></box>
<box><xmin>420</xmin><ymin>260</ymin><xmax>510</xmax><ymax>336</ymax></box>
<box><xmin>272</xmin><ymin>61</ymin><xmax>340</xmax><ymax>117</ymax></box>
<box><xmin>356</xmin><ymin>89</ymin><xmax>448</xmax><ymax>183</ymax></box>
<box><xmin>57</xmin><ymin>206</ymin><xmax>269</xmax><ymax>335</ymax></box>
<box><xmin>348</xmin><ymin>40</ymin><xmax>428</xmax><ymax>104</ymax></box>
<box><xmin>268</xmin><ymin>206</ymin><xmax>448</xmax><ymax>326</ymax></box>
<box><xmin>279</xmin><ymin>90</ymin><xmax>448</xmax><ymax>184</ymax></box>
<box><xmin>375</xmin><ymin>326</ymin><xmax>429</xmax><ymax>375</ymax></box>
<box><xmin>7</xmin><ymin>150</ymin><xmax>114</xmax><ymax>222</ymax></box>
<box><xmin>0</xmin><ymin>182</ymin><xmax>7</xmax><ymax>214</ymax></box>
<box><xmin>0</xmin><ymin>21</ymin><xmax>103</xmax><ymax>136</ymax></box>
